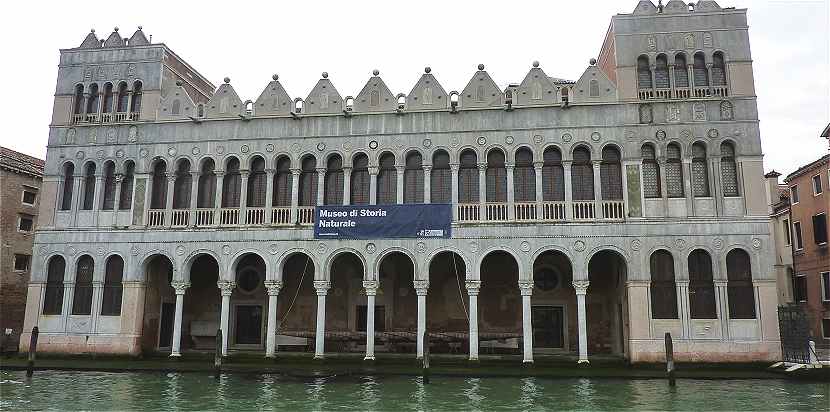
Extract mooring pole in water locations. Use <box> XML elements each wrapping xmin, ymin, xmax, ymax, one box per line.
<box><xmin>665</xmin><ymin>332</ymin><xmax>675</xmax><ymax>386</ymax></box>
<box><xmin>422</xmin><ymin>330</ymin><xmax>430</xmax><ymax>384</ymax></box>
<box><xmin>26</xmin><ymin>327</ymin><xmax>39</xmax><ymax>377</ymax></box>
<box><xmin>214</xmin><ymin>328</ymin><xmax>222</xmax><ymax>378</ymax></box>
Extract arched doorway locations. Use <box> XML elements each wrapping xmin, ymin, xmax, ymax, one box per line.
<box><xmin>182</xmin><ymin>254</ymin><xmax>220</xmax><ymax>351</ymax></box>
<box><xmin>375</xmin><ymin>251</ymin><xmax>416</xmax><ymax>356</ymax></box>
<box><xmin>479</xmin><ymin>251</ymin><xmax>520</xmax><ymax>355</ymax></box>
<box><xmin>324</xmin><ymin>252</ymin><xmax>364</xmax><ymax>355</ymax></box>
<box><xmin>587</xmin><ymin>250</ymin><xmax>629</xmax><ymax>358</ymax></box>
<box><xmin>141</xmin><ymin>254</ymin><xmax>174</xmax><ymax>353</ymax></box>
<box><xmin>427</xmin><ymin>251</ymin><xmax>468</xmax><ymax>355</ymax></box>
<box><xmin>276</xmin><ymin>253</ymin><xmax>315</xmax><ymax>353</ymax></box>
<box><xmin>231</xmin><ymin>253</ymin><xmax>266</xmax><ymax>349</ymax></box>
<box><xmin>531</xmin><ymin>250</ymin><xmax>575</xmax><ymax>354</ymax></box>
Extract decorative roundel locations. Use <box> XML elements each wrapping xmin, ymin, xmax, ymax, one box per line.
<box><xmin>752</xmin><ymin>238</ymin><xmax>761</xmax><ymax>249</ymax></box>
<box><xmin>316</xmin><ymin>142</ymin><xmax>326</xmax><ymax>152</ymax></box>
<box><xmin>265</xmin><ymin>144</ymin><xmax>275</xmax><ymax>153</ymax></box>
<box><xmin>520</xmin><ymin>241</ymin><xmax>531</xmax><ymax>253</ymax></box>
<box><xmin>116</xmin><ymin>149</ymin><xmax>125</xmax><ymax>158</ymax></box>
<box><xmin>477</xmin><ymin>136</ymin><xmax>487</xmax><ymax>146</ymax></box>
<box><xmin>290</xmin><ymin>143</ymin><xmax>301</xmax><ymax>153</ymax></box>
<box><xmin>66</xmin><ymin>245</ymin><xmax>77</xmax><ymax>256</ymax></box>
<box><xmin>96</xmin><ymin>150</ymin><xmax>104</xmax><ymax>159</ymax></box>
<box><xmin>176</xmin><ymin>245</ymin><xmax>186</xmax><ymax>256</ymax></box>
<box><xmin>713</xmin><ymin>237</ymin><xmax>724</xmax><ymax>250</ymax></box>
<box><xmin>707</xmin><ymin>128</ymin><xmax>719</xmax><ymax>139</ymax></box>
<box><xmin>269</xmin><ymin>243</ymin><xmax>280</xmax><ymax>254</ymax></box>
<box><xmin>167</xmin><ymin>147</ymin><xmax>177</xmax><ymax>157</ymax></box>
<box><xmin>469</xmin><ymin>241</ymin><xmax>479</xmax><ymax>253</ymax></box>
<box><xmin>590</xmin><ymin>132</ymin><xmax>601</xmax><ymax>142</ymax></box>
<box><xmin>416</xmin><ymin>242</ymin><xmax>427</xmax><ymax>253</ymax></box>
<box><xmin>240</xmin><ymin>144</ymin><xmax>250</xmax><ymax>154</ymax></box>
<box><xmin>39</xmin><ymin>246</ymin><xmax>48</xmax><ymax>256</ymax></box>
<box><xmin>222</xmin><ymin>245</ymin><xmax>231</xmax><ymax>255</ymax></box>
<box><xmin>675</xmin><ymin>238</ymin><xmax>686</xmax><ymax>250</ymax></box>
<box><xmin>216</xmin><ymin>145</ymin><xmax>225</xmax><ymax>154</ymax></box>
<box><xmin>192</xmin><ymin>147</ymin><xmax>201</xmax><ymax>155</ymax></box>
<box><xmin>317</xmin><ymin>242</ymin><xmax>327</xmax><ymax>255</ymax></box>
<box><xmin>573</xmin><ymin>240</ymin><xmax>586</xmax><ymax>252</ymax></box>
<box><xmin>450</xmin><ymin>137</ymin><xmax>460</xmax><ymax>147</ymax></box>
<box><xmin>561</xmin><ymin>133</ymin><xmax>573</xmax><ymax>143</ymax></box>
<box><xmin>655</xmin><ymin>130</ymin><xmax>667</xmax><ymax>141</ymax></box>
<box><xmin>342</xmin><ymin>141</ymin><xmax>352</xmax><ymax>150</ymax></box>
<box><xmin>96</xmin><ymin>246</ymin><xmax>107</xmax><ymax>256</ymax></box>
<box><xmin>76</xmin><ymin>151</ymin><xmax>85</xmax><ymax>159</ymax></box>
<box><xmin>139</xmin><ymin>149</ymin><xmax>149</xmax><ymax>158</ymax></box>
<box><xmin>533</xmin><ymin>135</ymin><xmax>544</xmax><ymax>144</ymax></box>
<box><xmin>368</xmin><ymin>140</ymin><xmax>379</xmax><ymax>150</ymax></box>
<box><xmin>130</xmin><ymin>245</ymin><xmax>141</xmax><ymax>256</ymax></box>
<box><xmin>505</xmin><ymin>135</ymin><xmax>514</xmax><ymax>145</ymax></box>
<box><xmin>630</xmin><ymin>238</ymin><xmax>642</xmax><ymax>251</ymax></box>
<box><xmin>366</xmin><ymin>243</ymin><xmax>377</xmax><ymax>254</ymax></box>
<box><xmin>422</xmin><ymin>138</ymin><xmax>432</xmax><ymax>148</ymax></box>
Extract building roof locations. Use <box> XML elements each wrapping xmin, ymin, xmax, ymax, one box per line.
<box><xmin>821</xmin><ymin>123</ymin><xmax>830</xmax><ymax>138</ymax></box>
<box><xmin>0</xmin><ymin>146</ymin><xmax>44</xmax><ymax>178</ymax></box>
<box><xmin>784</xmin><ymin>154</ymin><xmax>830</xmax><ymax>183</ymax></box>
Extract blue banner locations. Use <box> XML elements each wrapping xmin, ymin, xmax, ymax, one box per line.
<box><xmin>314</xmin><ymin>204</ymin><xmax>452</xmax><ymax>239</ymax></box>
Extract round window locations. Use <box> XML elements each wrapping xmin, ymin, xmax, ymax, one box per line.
<box><xmin>533</xmin><ymin>268</ymin><xmax>559</xmax><ymax>291</ymax></box>
<box><xmin>237</xmin><ymin>269</ymin><xmax>260</xmax><ymax>293</ymax></box>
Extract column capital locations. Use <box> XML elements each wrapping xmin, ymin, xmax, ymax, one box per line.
<box><xmin>533</xmin><ymin>161</ymin><xmax>544</xmax><ymax>170</ymax></box>
<box><xmin>413</xmin><ymin>279</ymin><xmax>429</xmax><ymax>295</ymax></box>
<box><xmin>562</xmin><ymin>160</ymin><xmax>573</xmax><ymax>167</ymax></box>
<box><xmin>676</xmin><ymin>280</ymin><xmax>690</xmax><ymax>287</ymax></box>
<box><xmin>465</xmin><ymin>280</ymin><xmax>482</xmax><ymax>295</ymax></box>
<box><xmin>368</xmin><ymin>166</ymin><xmax>379</xmax><ymax>176</ymax></box>
<box><xmin>573</xmin><ymin>280</ymin><xmax>590</xmax><ymax>295</ymax></box>
<box><xmin>264</xmin><ymin>280</ymin><xmax>283</xmax><ymax>296</ymax></box>
<box><xmin>315</xmin><ymin>167</ymin><xmax>327</xmax><ymax>174</ymax></box>
<box><xmin>450</xmin><ymin>163</ymin><xmax>459</xmax><ymax>172</ymax></box>
<box><xmin>518</xmin><ymin>280</ymin><xmax>534</xmax><ymax>296</ymax></box>
<box><xmin>362</xmin><ymin>280</ymin><xmax>379</xmax><ymax>295</ymax></box>
<box><xmin>342</xmin><ymin>166</ymin><xmax>352</xmax><ymax>172</ymax></box>
<box><xmin>166</xmin><ymin>173</ymin><xmax>177</xmax><ymax>182</ymax></box>
<box><xmin>626</xmin><ymin>280</ymin><xmax>650</xmax><ymax>287</ymax></box>
<box><xmin>217</xmin><ymin>280</ymin><xmax>236</xmax><ymax>296</ymax></box>
<box><xmin>422</xmin><ymin>165</ymin><xmax>433</xmax><ymax>173</ymax></box>
<box><xmin>395</xmin><ymin>165</ymin><xmax>405</xmax><ymax>173</ymax></box>
<box><xmin>265</xmin><ymin>168</ymin><xmax>275</xmax><ymax>174</ymax></box>
<box><xmin>505</xmin><ymin>163</ymin><xmax>515</xmax><ymax>171</ymax></box>
<box><xmin>240</xmin><ymin>169</ymin><xmax>250</xmax><ymax>178</ymax></box>
<box><xmin>313</xmin><ymin>280</ymin><xmax>331</xmax><ymax>295</ymax></box>
<box><xmin>215</xmin><ymin>170</ymin><xmax>226</xmax><ymax>178</ymax></box>
<box><xmin>115</xmin><ymin>173</ymin><xmax>124</xmax><ymax>183</ymax></box>
<box><xmin>477</xmin><ymin>163</ymin><xmax>487</xmax><ymax>172</ymax></box>
<box><xmin>171</xmin><ymin>281</ymin><xmax>190</xmax><ymax>295</ymax></box>
<box><xmin>290</xmin><ymin>168</ymin><xmax>301</xmax><ymax>176</ymax></box>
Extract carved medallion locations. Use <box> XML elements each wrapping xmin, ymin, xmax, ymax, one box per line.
<box><xmin>533</xmin><ymin>135</ymin><xmax>544</xmax><ymax>144</ymax></box>
<box><xmin>368</xmin><ymin>140</ymin><xmax>378</xmax><ymax>150</ymax></box>
<box><xmin>192</xmin><ymin>147</ymin><xmax>200</xmax><ymax>155</ymax></box>
<box><xmin>573</xmin><ymin>240</ymin><xmax>586</xmax><ymax>252</ymax></box>
<box><xmin>707</xmin><ymin>128</ymin><xmax>719</xmax><ymax>139</ymax></box>
<box><xmin>562</xmin><ymin>133</ymin><xmax>573</xmax><ymax>143</ymax></box>
<box><xmin>106</xmin><ymin>127</ymin><xmax>117</xmax><ymax>143</ymax></box>
<box><xmin>505</xmin><ymin>135</ymin><xmax>514</xmax><ymax>145</ymax></box>
<box><xmin>655</xmin><ymin>130</ymin><xmax>667</xmax><ymax>141</ymax></box>
<box><xmin>590</xmin><ymin>132</ymin><xmax>601</xmax><ymax>142</ymax></box>
<box><xmin>315</xmin><ymin>143</ymin><xmax>325</xmax><ymax>152</ymax></box>
<box><xmin>416</xmin><ymin>242</ymin><xmax>427</xmax><ymax>254</ymax></box>
<box><xmin>366</xmin><ymin>243</ymin><xmax>377</xmax><ymax>254</ymax></box>
<box><xmin>167</xmin><ymin>147</ymin><xmax>177</xmax><ymax>157</ymax></box>
<box><xmin>76</xmin><ymin>151</ymin><xmax>85</xmax><ymax>159</ymax></box>
<box><xmin>241</xmin><ymin>144</ymin><xmax>250</xmax><ymax>153</ymax></box>
<box><xmin>265</xmin><ymin>144</ymin><xmax>275</xmax><ymax>153</ymax></box>
<box><xmin>477</xmin><ymin>136</ymin><xmax>487</xmax><ymax>146</ymax></box>
<box><xmin>423</xmin><ymin>138</ymin><xmax>432</xmax><ymax>148</ymax></box>
<box><xmin>65</xmin><ymin>128</ymin><xmax>76</xmax><ymax>145</ymax></box>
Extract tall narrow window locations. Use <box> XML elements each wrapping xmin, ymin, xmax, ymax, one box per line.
<box><xmin>655</xmin><ymin>54</ymin><xmax>670</xmax><ymax>89</ymax></box>
<box><xmin>197</xmin><ymin>159</ymin><xmax>217</xmax><ymax>208</ymax></box>
<box><xmin>674</xmin><ymin>53</ymin><xmax>689</xmax><ymax>88</ymax></box>
<box><xmin>130</xmin><ymin>81</ymin><xmax>143</xmax><ymax>114</ymax></box>
<box><xmin>86</xmin><ymin>83</ymin><xmax>100</xmax><ymax>114</ymax></box>
<box><xmin>688</xmin><ymin>249</ymin><xmax>717</xmax><ymax>319</ymax></box>
<box><xmin>150</xmin><ymin>161</ymin><xmax>167</xmax><ymax>210</ymax></box>
<box><xmin>650</xmin><ymin>250</ymin><xmax>678</xmax><ymax>319</ymax></box>
<box><xmin>61</xmin><ymin>163</ymin><xmax>75</xmax><ymax>211</ymax></box>
<box><xmin>691</xmin><ymin>143</ymin><xmax>710</xmax><ymax>197</ymax></box>
<box><xmin>119</xmin><ymin>160</ymin><xmax>135</xmax><ymax>210</ymax></box>
<box><xmin>666</xmin><ymin>143</ymin><xmax>684</xmax><ymax>198</ymax></box>
<box><xmin>298</xmin><ymin>156</ymin><xmax>317</xmax><ymax>206</ymax></box>
<box><xmin>102</xmin><ymin>83</ymin><xmax>114</xmax><ymax>113</ymax></box>
<box><xmin>71</xmin><ymin>255</ymin><xmax>94</xmax><ymax>315</ymax></box>
<box><xmin>431</xmin><ymin>150</ymin><xmax>451</xmax><ymax>204</ymax></box>
<box><xmin>600</xmin><ymin>146</ymin><xmax>623</xmax><ymax>200</ymax></box>
<box><xmin>222</xmin><ymin>158</ymin><xmax>241</xmax><ymax>208</ymax></box>
<box><xmin>247</xmin><ymin>157</ymin><xmax>267</xmax><ymax>207</ymax></box>
<box><xmin>101</xmin><ymin>161</ymin><xmax>116</xmax><ymax>210</ymax></box>
<box><xmin>794</xmin><ymin>221</ymin><xmax>804</xmax><ymax>250</ymax></box>
<box><xmin>101</xmin><ymin>255</ymin><xmax>123</xmax><ymax>316</ymax></box>
<box><xmin>73</xmin><ymin>84</ymin><xmax>85</xmax><ymax>115</ymax></box>
<box><xmin>542</xmin><ymin>147</ymin><xmax>564</xmax><ymax>201</ymax></box>
<box><xmin>173</xmin><ymin>159</ymin><xmax>192</xmax><ymax>209</ymax></box>
<box><xmin>43</xmin><ymin>256</ymin><xmax>65</xmax><ymax>315</ymax></box>
<box><xmin>272</xmin><ymin>157</ymin><xmax>292</xmax><ymax>207</ymax></box>
<box><xmin>486</xmin><ymin>149</ymin><xmax>507</xmax><ymax>202</ymax></box>
<box><xmin>458</xmin><ymin>150</ymin><xmax>479</xmax><ymax>203</ymax></box>
<box><xmin>571</xmin><ymin>147</ymin><xmax>594</xmax><ymax>201</ymax></box>
<box><xmin>642</xmin><ymin>144</ymin><xmax>661</xmax><ymax>198</ymax></box>
<box><xmin>589</xmin><ymin>80</ymin><xmax>600</xmax><ymax>97</ymax></box>
<box><xmin>404</xmin><ymin>152</ymin><xmax>424</xmax><ymax>204</ymax></box>
<box><xmin>711</xmin><ymin>52</ymin><xmax>726</xmax><ymax>86</ymax></box>
<box><xmin>637</xmin><ymin>55</ymin><xmax>652</xmax><ymax>89</ymax></box>
<box><xmin>813</xmin><ymin>213</ymin><xmax>828</xmax><ymax>245</ymax></box>
<box><xmin>726</xmin><ymin>249</ymin><xmax>756</xmax><ymax>319</ymax></box>
<box><xmin>324</xmin><ymin>155</ymin><xmax>344</xmax><ymax>205</ymax></box>
<box><xmin>82</xmin><ymin>162</ymin><xmax>96</xmax><ymax>210</ymax></box>
<box><xmin>351</xmin><ymin>154</ymin><xmax>370</xmax><ymax>205</ymax></box>
<box><xmin>514</xmin><ymin>148</ymin><xmax>535</xmax><ymax>202</ymax></box>
<box><xmin>693</xmin><ymin>53</ymin><xmax>709</xmax><ymax>87</ymax></box>
<box><xmin>720</xmin><ymin>142</ymin><xmax>739</xmax><ymax>197</ymax></box>
<box><xmin>116</xmin><ymin>82</ymin><xmax>129</xmax><ymax>112</ymax></box>
<box><xmin>377</xmin><ymin>153</ymin><xmax>397</xmax><ymax>204</ymax></box>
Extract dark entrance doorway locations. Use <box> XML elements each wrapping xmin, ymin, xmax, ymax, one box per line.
<box><xmin>235</xmin><ymin>305</ymin><xmax>263</xmax><ymax>345</ymax></box>
<box><xmin>158</xmin><ymin>302</ymin><xmax>175</xmax><ymax>348</ymax></box>
<box><xmin>532</xmin><ymin>306</ymin><xmax>564</xmax><ymax>348</ymax></box>
<box><xmin>356</xmin><ymin>305</ymin><xmax>386</xmax><ymax>332</ymax></box>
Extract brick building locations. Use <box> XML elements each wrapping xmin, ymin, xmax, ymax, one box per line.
<box><xmin>0</xmin><ymin>146</ymin><xmax>44</xmax><ymax>352</ymax></box>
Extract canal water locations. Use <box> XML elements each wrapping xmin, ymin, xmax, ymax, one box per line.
<box><xmin>1</xmin><ymin>370</ymin><xmax>827</xmax><ymax>410</ymax></box>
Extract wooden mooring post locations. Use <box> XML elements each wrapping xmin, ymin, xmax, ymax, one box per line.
<box><xmin>665</xmin><ymin>332</ymin><xmax>675</xmax><ymax>386</ymax></box>
<box><xmin>214</xmin><ymin>328</ymin><xmax>223</xmax><ymax>378</ymax></box>
<box><xmin>422</xmin><ymin>330</ymin><xmax>430</xmax><ymax>384</ymax></box>
<box><xmin>26</xmin><ymin>327</ymin><xmax>39</xmax><ymax>377</ymax></box>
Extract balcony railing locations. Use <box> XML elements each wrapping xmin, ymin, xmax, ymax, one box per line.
<box><xmin>514</xmin><ymin>202</ymin><xmax>537</xmax><ymax>221</ymax></box>
<box><xmin>485</xmin><ymin>203</ymin><xmax>508</xmax><ymax>222</ymax></box>
<box><xmin>457</xmin><ymin>203</ymin><xmax>480</xmax><ymax>222</ymax></box>
<box><xmin>147</xmin><ymin>210</ymin><xmax>165</xmax><ymax>227</ymax></box>
<box><xmin>271</xmin><ymin>207</ymin><xmax>292</xmax><ymax>225</ymax></box>
<box><xmin>638</xmin><ymin>86</ymin><xmax>728</xmax><ymax>101</ymax></box>
<box><xmin>297</xmin><ymin>206</ymin><xmax>315</xmax><ymax>225</ymax></box>
<box><xmin>600</xmin><ymin>200</ymin><xmax>625</xmax><ymax>220</ymax></box>
<box><xmin>171</xmin><ymin>209</ymin><xmax>190</xmax><ymax>227</ymax></box>
<box><xmin>195</xmin><ymin>208</ymin><xmax>215</xmax><ymax>227</ymax></box>
<box><xmin>572</xmin><ymin>201</ymin><xmax>596</xmax><ymax>221</ymax></box>
<box><xmin>541</xmin><ymin>201</ymin><xmax>566</xmax><ymax>221</ymax></box>
<box><xmin>220</xmin><ymin>208</ymin><xmax>239</xmax><ymax>226</ymax></box>
<box><xmin>246</xmin><ymin>207</ymin><xmax>266</xmax><ymax>225</ymax></box>
<box><xmin>71</xmin><ymin>111</ymin><xmax>139</xmax><ymax>124</ymax></box>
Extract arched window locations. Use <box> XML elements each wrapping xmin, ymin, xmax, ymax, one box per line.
<box><xmin>711</xmin><ymin>52</ymin><xmax>726</xmax><ymax>86</ymax></box>
<box><xmin>71</xmin><ymin>255</ymin><xmax>94</xmax><ymax>315</ymax></box>
<box><xmin>637</xmin><ymin>55</ymin><xmax>652</xmax><ymax>89</ymax></box>
<box><xmin>542</xmin><ymin>147</ymin><xmax>564</xmax><ymax>201</ymax></box>
<box><xmin>560</xmin><ymin>87</ymin><xmax>569</xmax><ymax>102</ymax></box>
<box><xmin>650</xmin><ymin>250</ymin><xmax>678</xmax><ymax>319</ymax></box>
<box><xmin>674</xmin><ymin>53</ymin><xmax>689</xmax><ymax>88</ymax></box>
<box><xmin>60</xmin><ymin>163</ymin><xmax>75</xmax><ymax>211</ymax></box>
<box><xmin>102</xmin><ymin>83</ymin><xmax>114</xmax><ymax>113</ymax></box>
<box><xmin>486</xmin><ymin>149</ymin><xmax>507</xmax><ymax>202</ymax></box>
<box><xmin>86</xmin><ymin>83</ymin><xmax>99</xmax><ymax>114</ymax></box>
<box><xmin>150</xmin><ymin>160</ymin><xmax>167</xmax><ymax>210</ymax></box>
<box><xmin>222</xmin><ymin>158</ymin><xmax>241</xmax><ymax>208</ymax></box>
<box><xmin>404</xmin><ymin>152</ymin><xmax>424</xmax><ymax>203</ymax></box>
<box><xmin>688</xmin><ymin>249</ymin><xmax>717</xmax><ymax>319</ymax></box>
<box><xmin>247</xmin><ymin>157</ymin><xmax>267</xmax><ymax>207</ymax></box>
<box><xmin>351</xmin><ymin>154</ymin><xmax>370</xmax><ymax>205</ymax></box>
<box><xmin>691</xmin><ymin>143</ymin><xmax>710</xmax><ymax>197</ymax></box>
<box><xmin>73</xmin><ymin>84</ymin><xmax>85</xmax><ymax>115</ymax></box>
<box><xmin>43</xmin><ymin>256</ymin><xmax>65</xmax><ymax>315</ymax></box>
<box><xmin>197</xmin><ymin>104</ymin><xmax>205</xmax><ymax>118</ymax></box>
<box><xmin>272</xmin><ymin>157</ymin><xmax>292</xmax><ymax>207</ymax></box>
<box><xmin>370</xmin><ymin>90</ymin><xmax>380</xmax><ymax>106</ymax></box>
<box><xmin>197</xmin><ymin>159</ymin><xmax>217</xmax><ymax>208</ymax></box>
<box><xmin>82</xmin><ymin>162</ymin><xmax>96</xmax><ymax>210</ymax></box>
<box><xmin>101</xmin><ymin>161</ymin><xmax>116</xmax><ymax>210</ymax></box>
<box><xmin>589</xmin><ymin>80</ymin><xmax>600</xmax><ymax>97</ymax></box>
<box><xmin>693</xmin><ymin>53</ymin><xmax>709</xmax><ymax>87</ymax></box>
<box><xmin>726</xmin><ymin>249</ymin><xmax>756</xmax><ymax>319</ymax></box>
<box><xmin>171</xmin><ymin>99</ymin><xmax>181</xmax><ymax>115</ymax></box>
<box><xmin>324</xmin><ymin>155</ymin><xmax>344</xmax><ymax>205</ymax></box>
<box><xmin>116</xmin><ymin>82</ymin><xmax>129</xmax><ymax>113</ymax></box>
<box><xmin>101</xmin><ymin>255</ymin><xmax>123</xmax><ymax>316</ymax></box>
<box><xmin>720</xmin><ymin>142</ymin><xmax>739</xmax><ymax>197</ymax></box>
<box><xmin>130</xmin><ymin>81</ymin><xmax>143</xmax><ymax>114</ymax></box>
<box><xmin>666</xmin><ymin>143</ymin><xmax>684</xmax><ymax>198</ymax></box>
<box><xmin>641</xmin><ymin>144</ymin><xmax>661</xmax><ymax>198</ymax></box>
<box><xmin>571</xmin><ymin>147</ymin><xmax>594</xmax><ymax>201</ymax></box>
<box><xmin>600</xmin><ymin>146</ymin><xmax>623</xmax><ymax>200</ymax></box>
<box><xmin>431</xmin><ymin>150</ymin><xmax>451</xmax><ymax>204</ymax></box>
<box><xmin>514</xmin><ymin>148</ymin><xmax>535</xmax><ymax>202</ymax></box>
<box><xmin>173</xmin><ymin>159</ymin><xmax>192</xmax><ymax>209</ymax></box>
<box><xmin>458</xmin><ymin>150</ymin><xmax>479</xmax><ymax>203</ymax></box>
<box><xmin>655</xmin><ymin>54</ymin><xmax>670</xmax><ymax>89</ymax></box>
<box><xmin>119</xmin><ymin>161</ymin><xmax>134</xmax><ymax>210</ymax></box>
<box><xmin>298</xmin><ymin>156</ymin><xmax>317</xmax><ymax>206</ymax></box>
<box><xmin>377</xmin><ymin>153</ymin><xmax>397</xmax><ymax>204</ymax></box>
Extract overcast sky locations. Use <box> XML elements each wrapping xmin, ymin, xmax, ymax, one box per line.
<box><xmin>1</xmin><ymin>0</ymin><xmax>827</xmax><ymax>176</ymax></box>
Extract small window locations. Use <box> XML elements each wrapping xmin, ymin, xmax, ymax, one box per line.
<box><xmin>813</xmin><ymin>175</ymin><xmax>823</xmax><ymax>195</ymax></box>
<box><xmin>793</xmin><ymin>221</ymin><xmax>804</xmax><ymax>250</ymax></box>
<box><xmin>822</xmin><ymin>272</ymin><xmax>830</xmax><ymax>302</ymax></box>
<box><xmin>791</xmin><ymin>185</ymin><xmax>799</xmax><ymax>204</ymax></box>
<box><xmin>22</xmin><ymin>190</ymin><xmax>37</xmax><ymax>206</ymax></box>
<box><xmin>793</xmin><ymin>274</ymin><xmax>807</xmax><ymax>303</ymax></box>
<box><xmin>823</xmin><ymin>318</ymin><xmax>830</xmax><ymax>339</ymax></box>
<box><xmin>18</xmin><ymin>214</ymin><xmax>34</xmax><ymax>232</ymax></box>
<box><xmin>782</xmin><ymin>219</ymin><xmax>791</xmax><ymax>246</ymax></box>
<box><xmin>14</xmin><ymin>254</ymin><xmax>31</xmax><ymax>272</ymax></box>
<box><xmin>813</xmin><ymin>213</ymin><xmax>828</xmax><ymax>245</ymax></box>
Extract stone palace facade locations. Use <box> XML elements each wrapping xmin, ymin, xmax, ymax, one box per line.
<box><xmin>21</xmin><ymin>0</ymin><xmax>781</xmax><ymax>363</ymax></box>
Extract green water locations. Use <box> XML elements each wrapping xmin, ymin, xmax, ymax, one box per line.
<box><xmin>1</xmin><ymin>370</ymin><xmax>827</xmax><ymax>411</ymax></box>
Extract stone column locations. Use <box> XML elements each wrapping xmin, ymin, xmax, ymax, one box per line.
<box><xmin>573</xmin><ymin>280</ymin><xmax>590</xmax><ymax>364</ymax></box>
<box><xmin>313</xmin><ymin>280</ymin><xmax>330</xmax><ymax>359</ymax></box>
<box><xmin>290</xmin><ymin>169</ymin><xmax>300</xmax><ymax>223</ymax></box>
<box><xmin>423</xmin><ymin>165</ymin><xmax>432</xmax><ymax>203</ymax></box>
<box><xmin>534</xmin><ymin>161</ymin><xmax>543</xmax><ymax>204</ymax></box>
<box><xmin>368</xmin><ymin>166</ymin><xmax>378</xmax><ymax>205</ymax></box>
<box><xmin>658</xmin><ymin>158</ymin><xmax>668</xmax><ymax>215</ymax></box>
<box><xmin>218</xmin><ymin>280</ymin><xmax>235</xmax><ymax>356</ymax></box>
<box><xmin>240</xmin><ymin>170</ymin><xmax>250</xmax><ymax>223</ymax></box>
<box><xmin>592</xmin><ymin>161</ymin><xmax>602</xmax><ymax>202</ymax></box>
<box><xmin>506</xmin><ymin>163</ymin><xmax>515</xmax><ymax>220</ymax></box>
<box><xmin>113</xmin><ymin>174</ymin><xmax>124</xmax><ymax>212</ymax></box>
<box><xmin>170</xmin><ymin>281</ymin><xmax>189</xmax><ymax>357</ymax></box>
<box><xmin>93</xmin><ymin>172</ymin><xmax>105</xmax><ymax>212</ymax></box>
<box><xmin>316</xmin><ymin>167</ymin><xmax>326</xmax><ymax>205</ymax></box>
<box><xmin>450</xmin><ymin>164</ymin><xmax>459</xmax><ymax>220</ymax></box>
<box><xmin>687</xmin><ymin>64</ymin><xmax>695</xmax><ymax>90</ymax></box>
<box><xmin>706</xmin><ymin>63</ymin><xmax>714</xmax><ymax>95</ymax></box>
<box><xmin>414</xmin><ymin>279</ymin><xmax>429</xmax><ymax>359</ymax></box>
<box><xmin>71</xmin><ymin>175</ymin><xmax>84</xmax><ymax>226</ymax></box>
<box><xmin>668</xmin><ymin>63</ymin><xmax>676</xmax><ymax>97</ymax></box>
<box><xmin>677</xmin><ymin>280</ymin><xmax>691</xmax><ymax>339</ymax></box>
<box><xmin>90</xmin><ymin>281</ymin><xmax>104</xmax><ymax>333</ymax></box>
<box><xmin>478</xmin><ymin>163</ymin><xmax>487</xmax><ymax>219</ymax></box>
<box><xmin>683</xmin><ymin>160</ymin><xmax>694</xmax><ymax>216</ymax></box>
<box><xmin>649</xmin><ymin>64</ymin><xmax>657</xmax><ymax>92</ymax></box>
<box><xmin>61</xmin><ymin>281</ymin><xmax>75</xmax><ymax>332</ymax></box>
<box><xmin>214</xmin><ymin>171</ymin><xmax>225</xmax><ymax>225</ymax></box>
<box><xmin>165</xmin><ymin>172</ymin><xmax>175</xmax><ymax>227</ymax></box>
<box><xmin>714</xmin><ymin>279</ymin><xmax>729</xmax><ymax>339</ymax></box>
<box><xmin>396</xmin><ymin>166</ymin><xmax>405</xmax><ymax>204</ymax></box>
<box><xmin>563</xmin><ymin>161</ymin><xmax>573</xmax><ymax>220</ymax></box>
<box><xmin>363</xmin><ymin>280</ymin><xmax>379</xmax><ymax>360</ymax></box>
<box><xmin>188</xmin><ymin>172</ymin><xmax>199</xmax><ymax>226</ymax></box>
<box><xmin>264</xmin><ymin>280</ymin><xmax>282</xmax><ymax>358</ymax></box>
<box><xmin>519</xmin><ymin>280</ymin><xmax>534</xmax><ymax>363</ymax></box>
<box><xmin>265</xmin><ymin>169</ymin><xmax>274</xmax><ymax>215</ymax></box>
<box><xmin>342</xmin><ymin>166</ymin><xmax>351</xmax><ymax>205</ymax></box>
<box><xmin>466</xmin><ymin>280</ymin><xmax>481</xmax><ymax>361</ymax></box>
